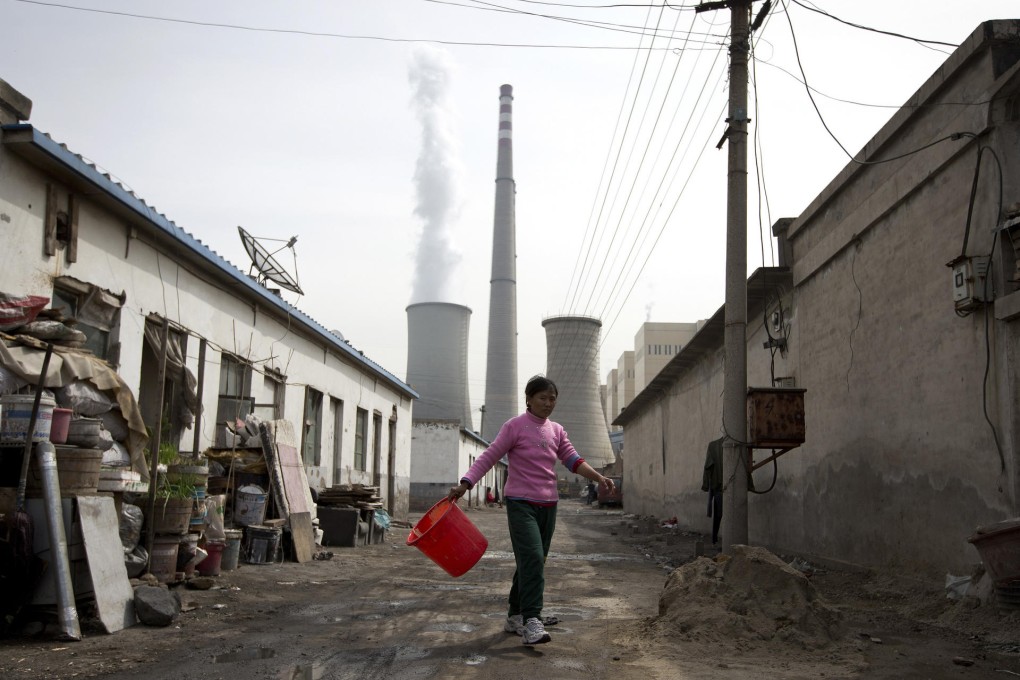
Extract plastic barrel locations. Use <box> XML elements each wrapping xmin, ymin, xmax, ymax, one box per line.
<box><xmin>244</xmin><ymin>525</ymin><xmax>281</xmax><ymax>564</ymax></box>
<box><xmin>221</xmin><ymin>529</ymin><xmax>242</xmax><ymax>571</ymax></box>
<box><xmin>0</xmin><ymin>394</ymin><xmax>55</xmax><ymax>444</ymax></box>
<box><xmin>149</xmin><ymin>536</ymin><xmax>180</xmax><ymax>583</ymax></box>
<box><xmin>234</xmin><ymin>485</ymin><xmax>268</xmax><ymax>527</ymax></box>
<box><xmin>406</xmin><ymin>498</ymin><xmax>488</xmax><ymax>578</ymax></box>
<box><xmin>197</xmin><ymin>540</ymin><xmax>225</xmax><ymax>576</ymax></box>
<box><xmin>50</xmin><ymin>407</ymin><xmax>72</xmax><ymax>444</ymax></box>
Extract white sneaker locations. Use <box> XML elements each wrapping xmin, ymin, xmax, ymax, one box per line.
<box><xmin>521</xmin><ymin>617</ymin><xmax>551</xmax><ymax>645</ymax></box>
<box><xmin>504</xmin><ymin>614</ymin><xmax>523</xmax><ymax>635</ymax></box>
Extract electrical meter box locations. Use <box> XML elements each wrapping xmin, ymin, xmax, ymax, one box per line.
<box><xmin>747</xmin><ymin>387</ymin><xmax>806</xmax><ymax>448</ymax></box>
<box><xmin>949</xmin><ymin>255</ymin><xmax>990</xmax><ymax>311</ymax></box>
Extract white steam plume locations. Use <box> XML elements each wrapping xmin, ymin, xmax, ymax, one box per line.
<box><xmin>408</xmin><ymin>46</ymin><xmax>463</xmax><ymax>304</ymax></box>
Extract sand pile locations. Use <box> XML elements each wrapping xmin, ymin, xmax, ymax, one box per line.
<box><xmin>650</xmin><ymin>545</ymin><xmax>845</xmax><ymax>649</ymax></box>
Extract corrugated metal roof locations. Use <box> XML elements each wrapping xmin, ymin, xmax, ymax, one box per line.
<box><xmin>612</xmin><ymin>267</ymin><xmax>791</xmax><ymax>427</ymax></box>
<box><xmin>1</xmin><ymin>123</ymin><xmax>418</xmax><ymax>400</ymax></box>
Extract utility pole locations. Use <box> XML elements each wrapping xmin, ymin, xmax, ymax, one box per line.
<box><xmin>697</xmin><ymin>0</ymin><xmax>752</xmax><ymax>550</ymax></box>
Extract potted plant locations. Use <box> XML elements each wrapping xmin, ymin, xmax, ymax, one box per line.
<box><xmin>159</xmin><ymin>442</ymin><xmax>209</xmax><ymax>486</ymax></box>
<box><xmin>142</xmin><ymin>442</ymin><xmax>201</xmax><ymax>535</ymax></box>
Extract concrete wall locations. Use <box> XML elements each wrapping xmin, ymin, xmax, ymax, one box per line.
<box><xmin>618</xmin><ymin>21</ymin><xmax>1020</xmax><ymax>578</ymax></box>
<box><xmin>0</xmin><ymin>117</ymin><xmax>416</xmax><ymax>521</ymax></box>
<box><xmin>409</xmin><ymin>420</ymin><xmax>493</xmax><ymax>511</ymax></box>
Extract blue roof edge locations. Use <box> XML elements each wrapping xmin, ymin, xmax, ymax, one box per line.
<box><xmin>1</xmin><ymin>124</ymin><xmax>418</xmax><ymax>400</ymax></box>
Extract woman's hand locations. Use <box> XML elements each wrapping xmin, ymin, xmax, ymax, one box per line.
<box><xmin>447</xmin><ymin>481</ymin><xmax>470</xmax><ymax>503</ymax></box>
<box><xmin>599</xmin><ymin>476</ymin><xmax>616</xmax><ymax>494</ymax></box>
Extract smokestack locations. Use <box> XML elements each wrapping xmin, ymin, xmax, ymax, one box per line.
<box><xmin>542</xmin><ymin>315</ymin><xmax>615</xmax><ymax>468</ymax></box>
<box><xmin>483</xmin><ymin>84</ymin><xmax>518</xmax><ymax>439</ymax></box>
<box><xmin>406</xmin><ymin>302</ymin><xmax>473</xmax><ymax>428</ymax></box>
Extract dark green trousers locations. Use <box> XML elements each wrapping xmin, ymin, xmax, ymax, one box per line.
<box><xmin>505</xmin><ymin>500</ymin><xmax>557</xmax><ymax>622</ymax></box>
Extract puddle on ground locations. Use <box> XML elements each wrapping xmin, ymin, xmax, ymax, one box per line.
<box><xmin>426</xmin><ymin>622</ymin><xmax>476</xmax><ymax>633</ymax></box>
<box><xmin>464</xmin><ymin>654</ymin><xmax>487</xmax><ymax>666</ymax></box>
<box><xmin>395</xmin><ymin>646</ymin><xmax>431</xmax><ymax>661</ymax></box>
<box><xmin>279</xmin><ymin>662</ymin><xmax>324</xmax><ymax>679</ymax></box>
<box><xmin>483</xmin><ymin>550</ymin><xmax>639</xmax><ymax>562</ymax></box>
<box><xmin>408</xmin><ymin>583</ymin><xmax>480</xmax><ymax>592</ymax></box>
<box><xmin>350</xmin><ymin>612</ymin><xmax>385</xmax><ymax>621</ymax></box>
<box><xmin>213</xmin><ymin>647</ymin><xmax>276</xmax><ymax>663</ymax></box>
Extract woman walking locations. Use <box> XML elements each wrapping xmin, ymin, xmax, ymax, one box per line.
<box><xmin>447</xmin><ymin>375</ymin><xmax>615</xmax><ymax>645</ymax></box>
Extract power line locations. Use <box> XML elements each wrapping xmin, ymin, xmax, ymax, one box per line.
<box><xmin>431</xmin><ymin>0</ymin><xmax>728</xmax><ymax>40</ymax></box>
<box><xmin>12</xmin><ymin>0</ymin><xmax>723</xmax><ymax>50</ymax></box>
<box><xmin>781</xmin><ymin>0</ymin><xmax>972</xmax><ymax>166</ymax></box>
<box><xmin>790</xmin><ymin>0</ymin><xmax>958</xmax><ymax>50</ymax></box>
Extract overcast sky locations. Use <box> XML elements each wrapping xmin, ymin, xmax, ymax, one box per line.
<box><xmin>3</xmin><ymin>0</ymin><xmax>1016</xmax><ymax>425</ymax></box>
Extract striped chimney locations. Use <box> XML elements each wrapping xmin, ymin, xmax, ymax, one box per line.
<box><xmin>483</xmin><ymin>84</ymin><xmax>518</xmax><ymax>439</ymax></box>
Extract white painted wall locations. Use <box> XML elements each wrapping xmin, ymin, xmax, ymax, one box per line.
<box><xmin>409</xmin><ymin>420</ymin><xmax>494</xmax><ymax>511</ymax></box>
<box><xmin>0</xmin><ymin>133</ymin><xmax>416</xmax><ymax>519</ymax></box>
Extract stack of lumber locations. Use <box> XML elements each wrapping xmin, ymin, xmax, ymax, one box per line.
<box><xmin>316</xmin><ymin>484</ymin><xmax>383</xmax><ymax>509</ymax></box>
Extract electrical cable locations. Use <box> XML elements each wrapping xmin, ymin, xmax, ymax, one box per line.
<box><xmin>447</xmin><ymin>0</ymin><xmax>727</xmax><ymax>40</ymax></box>
<box><xmin>554</xmin><ymin>11</ymin><xmax>727</xmax><ymax>375</ymax></box>
<box><xmin>782</xmin><ymin>0</ymin><xmax>973</xmax><ymax>166</ymax></box>
<box><xmin>590</xmin><ymin>49</ymin><xmax>728</xmax><ymax>330</ymax></box>
<box><xmin>754</xmin><ymin>58</ymin><xmax>1003</xmax><ymax>111</ymax></box>
<box><xmin>568</xmin><ymin>0</ymin><xmax>673</xmax><ymax>315</ymax></box>
<box><xmin>13</xmin><ymin>0</ymin><xmax>722</xmax><ymax>50</ymax></box>
<box><xmin>789</xmin><ymin>0</ymin><xmax>958</xmax><ymax>50</ymax></box>
<box><xmin>969</xmin><ymin>145</ymin><xmax>1005</xmax><ymax>474</ymax></box>
<box><xmin>981</xmin><ymin>253</ymin><xmax>1006</xmax><ymax>474</ymax></box>
<box><xmin>958</xmin><ymin>144</ymin><xmax>1002</xmax><ymax>261</ymax></box>
<box><xmin>749</xmin><ymin>455</ymin><xmax>777</xmax><ymax>494</ymax></box>
<box><xmin>583</xmin><ymin>9</ymin><xmax>716</xmax><ymax>318</ymax></box>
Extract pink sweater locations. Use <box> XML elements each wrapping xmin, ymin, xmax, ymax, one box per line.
<box><xmin>462</xmin><ymin>411</ymin><xmax>585</xmax><ymax>504</ymax></box>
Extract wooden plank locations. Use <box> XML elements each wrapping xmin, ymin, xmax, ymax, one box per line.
<box><xmin>66</xmin><ymin>193</ymin><xmax>79</xmax><ymax>263</ymax></box>
<box><xmin>288</xmin><ymin>511</ymin><xmax>315</xmax><ymax>563</ymax></box>
<box><xmin>44</xmin><ymin>183</ymin><xmax>58</xmax><ymax>255</ymax></box>
<box><xmin>76</xmin><ymin>496</ymin><xmax>135</xmax><ymax>633</ymax></box>
<box><xmin>259</xmin><ymin>422</ymin><xmax>291</xmax><ymax>521</ymax></box>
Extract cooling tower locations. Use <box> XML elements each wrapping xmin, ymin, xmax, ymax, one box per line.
<box><xmin>406</xmin><ymin>302</ymin><xmax>473</xmax><ymax>428</ymax></box>
<box><xmin>483</xmin><ymin>83</ymin><xmax>518</xmax><ymax>440</ymax></box>
<box><xmin>542</xmin><ymin>315</ymin><xmax>615</xmax><ymax>468</ymax></box>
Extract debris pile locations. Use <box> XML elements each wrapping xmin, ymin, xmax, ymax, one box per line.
<box><xmin>317</xmin><ymin>484</ymin><xmax>383</xmax><ymax>509</ymax></box>
<box><xmin>651</xmin><ymin>545</ymin><xmax>845</xmax><ymax>649</ymax></box>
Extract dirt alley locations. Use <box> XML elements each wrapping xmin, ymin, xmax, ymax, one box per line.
<box><xmin>2</xmin><ymin>499</ymin><xmax>1019</xmax><ymax>679</ymax></box>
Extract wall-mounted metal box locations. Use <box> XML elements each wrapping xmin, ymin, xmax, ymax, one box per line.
<box><xmin>949</xmin><ymin>255</ymin><xmax>991</xmax><ymax>311</ymax></box>
<box><xmin>747</xmin><ymin>387</ymin><xmax>806</xmax><ymax>448</ymax></box>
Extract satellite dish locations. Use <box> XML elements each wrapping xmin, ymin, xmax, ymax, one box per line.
<box><xmin>238</xmin><ymin>226</ymin><xmax>304</xmax><ymax>295</ymax></box>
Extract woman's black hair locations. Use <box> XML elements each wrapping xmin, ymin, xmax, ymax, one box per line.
<box><xmin>525</xmin><ymin>374</ymin><xmax>558</xmax><ymax>399</ymax></box>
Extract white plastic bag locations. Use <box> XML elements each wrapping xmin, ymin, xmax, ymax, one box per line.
<box><xmin>205</xmin><ymin>495</ymin><xmax>226</xmax><ymax>542</ymax></box>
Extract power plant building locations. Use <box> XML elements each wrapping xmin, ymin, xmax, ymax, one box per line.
<box><xmin>542</xmin><ymin>315</ymin><xmax>614</xmax><ymax>470</ymax></box>
<box><xmin>405</xmin><ymin>302</ymin><xmax>473</xmax><ymax>428</ymax></box>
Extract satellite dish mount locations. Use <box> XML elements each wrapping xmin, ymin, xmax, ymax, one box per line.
<box><xmin>238</xmin><ymin>226</ymin><xmax>304</xmax><ymax>295</ymax></box>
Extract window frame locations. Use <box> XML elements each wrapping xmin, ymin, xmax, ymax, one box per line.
<box><xmin>354</xmin><ymin>407</ymin><xmax>368</xmax><ymax>472</ymax></box>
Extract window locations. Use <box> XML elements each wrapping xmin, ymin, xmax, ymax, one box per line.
<box><xmin>254</xmin><ymin>370</ymin><xmax>285</xmax><ymax>421</ymax></box>
<box><xmin>331</xmin><ymin>397</ymin><xmax>344</xmax><ymax>483</ymax></box>
<box><xmin>372</xmin><ymin>411</ymin><xmax>383</xmax><ymax>485</ymax></box>
<box><xmin>217</xmin><ymin>354</ymin><xmax>253</xmax><ymax>423</ymax></box>
<box><xmin>51</xmin><ymin>277</ymin><xmax>123</xmax><ymax>363</ymax></box>
<box><xmin>354</xmin><ymin>408</ymin><xmax>368</xmax><ymax>471</ymax></box>
<box><xmin>302</xmin><ymin>387</ymin><xmax>323</xmax><ymax>467</ymax></box>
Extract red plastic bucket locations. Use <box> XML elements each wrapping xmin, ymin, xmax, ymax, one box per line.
<box><xmin>406</xmin><ymin>498</ymin><xmax>488</xmax><ymax>577</ymax></box>
<box><xmin>197</xmin><ymin>540</ymin><xmax>225</xmax><ymax>577</ymax></box>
